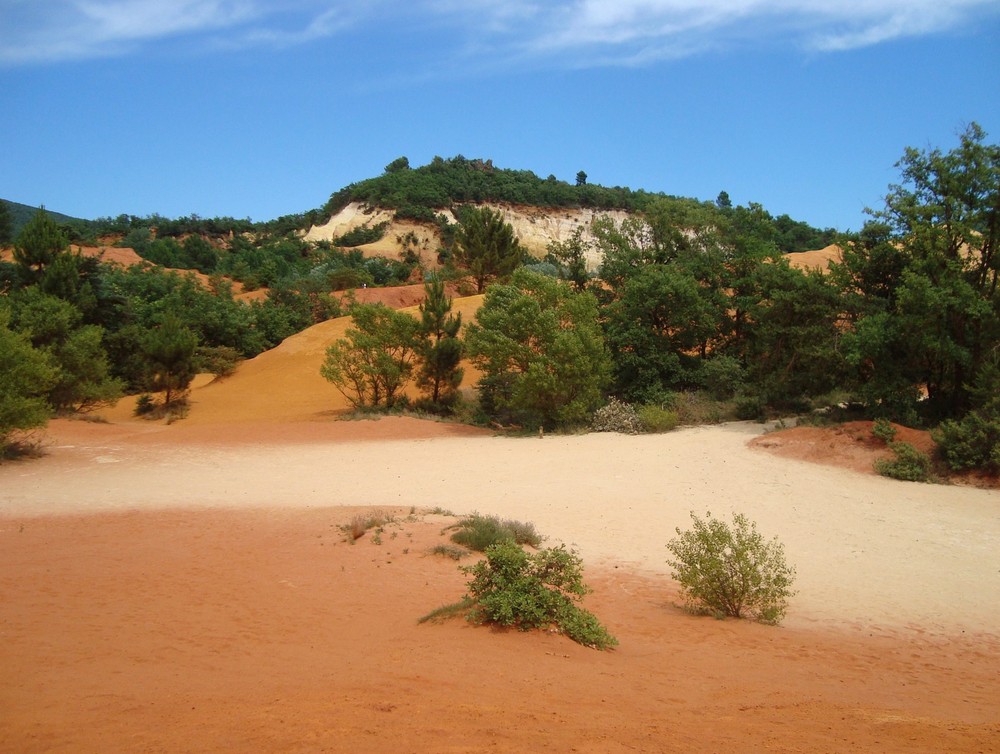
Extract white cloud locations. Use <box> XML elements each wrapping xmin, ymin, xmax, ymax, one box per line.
<box><xmin>0</xmin><ymin>0</ymin><xmax>995</xmax><ymax>67</ymax></box>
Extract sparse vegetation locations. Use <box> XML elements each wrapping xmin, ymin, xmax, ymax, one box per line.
<box><xmin>870</xmin><ymin>419</ymin><xmax>933</xmax><ymax>482</ymax></box>
<box><xmin>449</xmin><ymin>513</ymin><xmax>544</xmax><ymax>552</ymax></box>
<box><xmin>667</xmin><ymin>511</ymin><xmax>796</xmax><ymax>624</ymax></box>
<box><xmin>341</xmin><ymin>511</ymin><xmax>396</xmax><ymax>543</ymax></box>
<box><xmin>421</xmin><ymin>540</ymin><xmax>617</xmax><ymax>650</ymax></box>
<box><xmin>429</xmin><ymin>544</ymin><xmax>470</xmax><ymax>560</ymax></box>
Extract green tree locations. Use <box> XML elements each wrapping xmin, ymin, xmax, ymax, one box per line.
<box><xmin>142</xmin><ymin>314</ymin><xmax>198</xmax><ymax>406</ymax></box>
<box><xmin>742</xmin><ymin>261</ymin><xmax>846</xmax><ymax>407</ymax></box>
<box><xmin>7</xmin><ymin>288</ymin><xmax>123</xmax><ymax>412</ymax></box>
<box><xmin>604</xmin><ymin>263</ymin><xmax>722</xmax><ymax>401</ymax></box>
<box><xmin>320</xmin><ymin>303</ymin><xmax>420</xmax><ymax>409</ymax></box>
<box><xmin>0</xmin><ymin>201</ymin><xmax>13</xmax><ymax>245</ymax></box>
<box><xmin>416</xmin><ymin>278</ymin><xmax>464</xmax><ymax>409</ymax></box>
<box><xmin>13</xmin><ymin>208</ymin><xmax>68</xmax><ymax>282</ymax></box>
<box><xmin>546</xmin><ymin>226</ymin><xmax>590</xmax><ymax>292</ymax></box>
<box><xmin>0</xmin><ymin>305</ymin><xmax>56</xmax><ymax>451</ymax></box>
<box><xmin>839</xmin><ymin>123</ymin><xmax>1000</xmax><ymax>420</ymax></box>
<box><xmin>465</xmin><ymin>269</ymin><xmax>611</xmax><ymax>429</ymax></box>
<box><xmin>452</xmin><ymin>206</ymin><xmax>525</xmax><ymax>294</ymax></box>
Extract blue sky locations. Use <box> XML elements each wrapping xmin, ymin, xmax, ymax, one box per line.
<box><xmin>2</xmin><ymin>1</ymin><xmax>998</xmax><ymax>233</ymax></box>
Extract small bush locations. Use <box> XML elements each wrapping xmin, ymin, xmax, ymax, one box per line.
<box><xmin>450</xmin><ymin>513</ymin><xmax>544</xmax><ymax>551</ymax></box>
<box><xmin>462</xmin><ymin>541</ymin><xmax>617</xmax><ymax>649</ymax></box>
<box><xmin>871</xmin><ymin>417</ymin><xmax>897</xmax><ymax>444</ymax></box>
<box><xmin>874</xmin><ymin>441</ymin><xmax>932</xmax><ymax>482</ymax></box>
<box><xmin>591</xmin><ymin>398</ymin><xmax>642</xmax><ymax>434</ymax></box>
<box><xmin>934</xmin><ymin>404</ymin><xmax>1000</xmax><ymax>474</ymax></box>
<box><xmin>734</xmin><ymin>394</ymin><xmax>765</xmax><ymax>421</ymax></box>
<box><xmin>667</xmin><ymin>511</ymin><xmax>796</xmax><ymax>624</ymax></box>
<box><xmin>637</xmin><ymin>404</ymin><xmax>679</xmax><ymax>433</ymax></box>
<box><xmin>699</xmin><ymin>355</ymin><xmax>746</xmax><ymax>400</ymax></box>
<box><xmin>134</xmin><ymin>393</ymin><xmax>155</xmax><ymax>416</ymax></box>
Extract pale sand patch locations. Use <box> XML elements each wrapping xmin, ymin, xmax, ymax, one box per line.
<box><xmin>3</xmin><ymin>418</ymin><xmax>997</xmax><ymax>636</ymax></box>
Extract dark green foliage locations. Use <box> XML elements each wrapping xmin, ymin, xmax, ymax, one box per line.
<box><xmin>604</xmin><ymin>263</ymin><xmax>721</xmax><ymax>400</ymax></box>
<box><xmin>0</xmin><ymin>200</ymin><xmax>13</xmax><ymax>245</ymax></box>
<box><xmin>461</xmin><ymin>541</ymin><xmax>617</xmax><ymax>649</ymax></box>
<box><xmin>546</xmin><ymin>227</ymin><xmax>590</xmax><ymax>291</ymax></box>
<box><xmin>449</xmin><ymin>513</ymin><xmax>544</xmax><ymax>551</ymax></box>
<box><xmin>141</xmin><ymin>314</ymin><xmax>198</xmax><ymax>406</ymax></box>
<box><xmin>742</xmin><ymin>261</ymin><xmax>846</xmax><ymax>407</ymax></box>
<box><xmin>13</xmin><ymin>208</ymin><xmax>69</xmax><ymax>282</ymax></box>
<box><xmin>874</xmin><ymin>442</ymin><xmax>933</xmax><ymax>482</ymax></box>
<box><xmin>416</xmin><ymin>278</ymin><xmax>464</xmax><ymax>410</ymax></box>
<box><xmin>452</xmin><ymin>206</ymin><xmax>525</xmax><ymax>294</ymax></box>
<box><xmin>323</xmin><ymin>155</ymin><xmax>657</xmax><ymax>219</ymax></box>
<box><xmin>466</xmin><ymin>269</ymin><xmax>611</xmax><ymax>430</ymax></box>
<box><xmin>320</xmin><ymin>303</ymin><xmax>420</xmax><ymax>409</ymax></box>
<box><xmin>838</xmin><ymin>123</ymin><xmax>999</xmax><ymax>422</ymax></box>
<box><xmin>667</xmin><ymin>512</ymin><xmax>796</xmax><ymax>624</ymax></box>
<box><xmin>934</xmin><ymin>370</ymin><xmax>1000</xmax><ymax>473</ymax></box>
<box><xmin>333</xmin><ymin>222</ymin><xmax>389</xmax><ymax>247</ymax></box>
<box><xmin>7</xmin><ymin>288</ymin><xmax>122</xmax><ymax>412</ymax></box>
<box><xmin>0</xmin><ymin>305</ymin><xmax>57</xmax><ymax>449</ymax></box>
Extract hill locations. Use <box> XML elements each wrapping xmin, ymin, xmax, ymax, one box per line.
<box><xmin>0</xmin><ymin>198</ymin><xmax>85</xmax><ymax>238</ymax></box>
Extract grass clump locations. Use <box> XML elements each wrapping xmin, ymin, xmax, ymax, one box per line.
<box><xmin>341</xmin><ymin>510</ymin><xmax>396</xmax><ymax>543</ymax></box>
<box><xmin>430</xmin><ymin>544</ymin><xmax>470</xmax><ymax>560</ymax></box>
<box><xmin>421</xmin><ymin>541</ymin><xmax>618</xmax><ymax>650</ymax></box>
<box><xmin>449</xmin><ymin>513</ymin><xmax>544</xmax><ymax>551</ymax></box>
<box><xmin>637</xmin><ymin>404</ymin><xmax>679</xmax><ymax>433</ymax></box>
<box><xmin>667</xmin><ymin>511</ymin><xmax>796</xmax><ymax>625</ymax></box>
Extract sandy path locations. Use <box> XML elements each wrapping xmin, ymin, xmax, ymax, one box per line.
<box><xmin>3</xmin><ymin>418</ymin><xmax>998</xmax><ymax>635</ymax></box>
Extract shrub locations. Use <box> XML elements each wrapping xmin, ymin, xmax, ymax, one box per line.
<box><xmin>591</xmin><ymin>398</ymin><xmax>642</xmax><ymax>434</ymax></box>
<box><xmin>667</xmin><ymin>511</ymin><xmax>796</xmax><ymax>624</ymax></box>
<box><xmin>874</xmin><ymin>441</ymin><xmax>932</xmax><ymax>482</ymax></box>
<box><xmin>934</xmin><ymin>404</ymin><xmax>1000</xmax><ymax>474</ymax></box>
<box><xmin>871</xmin><ymin>417</ymin><xmax>897</xmax><ymax>444</ymax></box>
<box><xmin>450</xmin><ymin>513</ymin><xmax>544</xmax><ymax>551</ymax></box>
<box><xmin>462</xmin><ymin>541</ymin><xmax>617</xmax><ymax>649</ymax></box>
<box><xmin>341</xmin><ymin>510</ymin><xmax>395</xmax><ymax>543</ymax></box>
<box><xmin>699</xmin><ymin>355</ymin><xmax>746</xmax><ymax>400</ymax></box>
<box><xmin>637</xmin><ymin>404</ymin><xmax>679</xmax><ymax>433</ymax></box>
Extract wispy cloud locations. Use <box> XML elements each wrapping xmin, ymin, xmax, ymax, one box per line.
<box><xmin>0</xmin><ymin>0</ymin><xmax>995</xmax><ymax>67</ymax></box>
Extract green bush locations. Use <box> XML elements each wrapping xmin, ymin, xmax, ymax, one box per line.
<box><xmin>874</xmin><ymin>441</ymin><xmax>932</xmax><ymax>482</ymax></box>
<box><xmin>637</xmin><ymin>404</ymin><xmax>679</xmax><ymax>433</ymax></box>
<box><xmin>450</xmin><ymin>513</ymin><xmax>544</xmax><ymax>551</ymax></box>
<box><xmin>698</xmin><ymin>355</ymin><xmax>746</xmax><ymax>400</ymax></box>
<box><xmin>934</xmin><ymin>404</ymin><xmax>1000</xmax><ymax>474</ymax></box>
<box><xmin>871</xmin><ymin>417</ymin><xmax>897</xmax><ymax>444</ymax></box>
<box><xmin>667</xmin><ymin>511</ymin><xmax>796</xmax><ymax>624</ymax></box>
<box><xmin>591</xmin><ymin>398</ymin><xmax>642</xmax><ymax>434</ymax></box>
<box><xmin>462</xmin><ymin>541</ymin><xmax>617</xmax><ymax>650</ymax></box>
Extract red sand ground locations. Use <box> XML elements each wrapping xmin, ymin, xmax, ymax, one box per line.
<box><xmin>3</xmin><ymin>504</ymin><xmax>998</xmax><ymax>754</ymax></box>
<box><xmin>2</xmin><ymin>417</ymin><xmax>998</xmax><ymax>753</ymax></box>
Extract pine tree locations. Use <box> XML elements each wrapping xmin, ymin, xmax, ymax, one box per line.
<box><xmin>416</xmin><ymin>278</ymin><xmax>464</xmax><ymax>409</ymax></box>
<box><xmin>13</xmin><ymin>208</ymin><xmax>68</xmax><ymax>282</ymax></box>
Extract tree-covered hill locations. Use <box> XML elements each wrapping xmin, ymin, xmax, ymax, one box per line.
<box><xmin>323</xmin><ymin>155</ymin><xmax>837</xmax><ymax>254</ymax></box>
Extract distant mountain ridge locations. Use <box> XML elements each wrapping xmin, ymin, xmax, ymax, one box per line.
<box><xmin>0</xmin><ymin>199</ymin><xmax>85</xmax><ymax>237</ymax></box>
